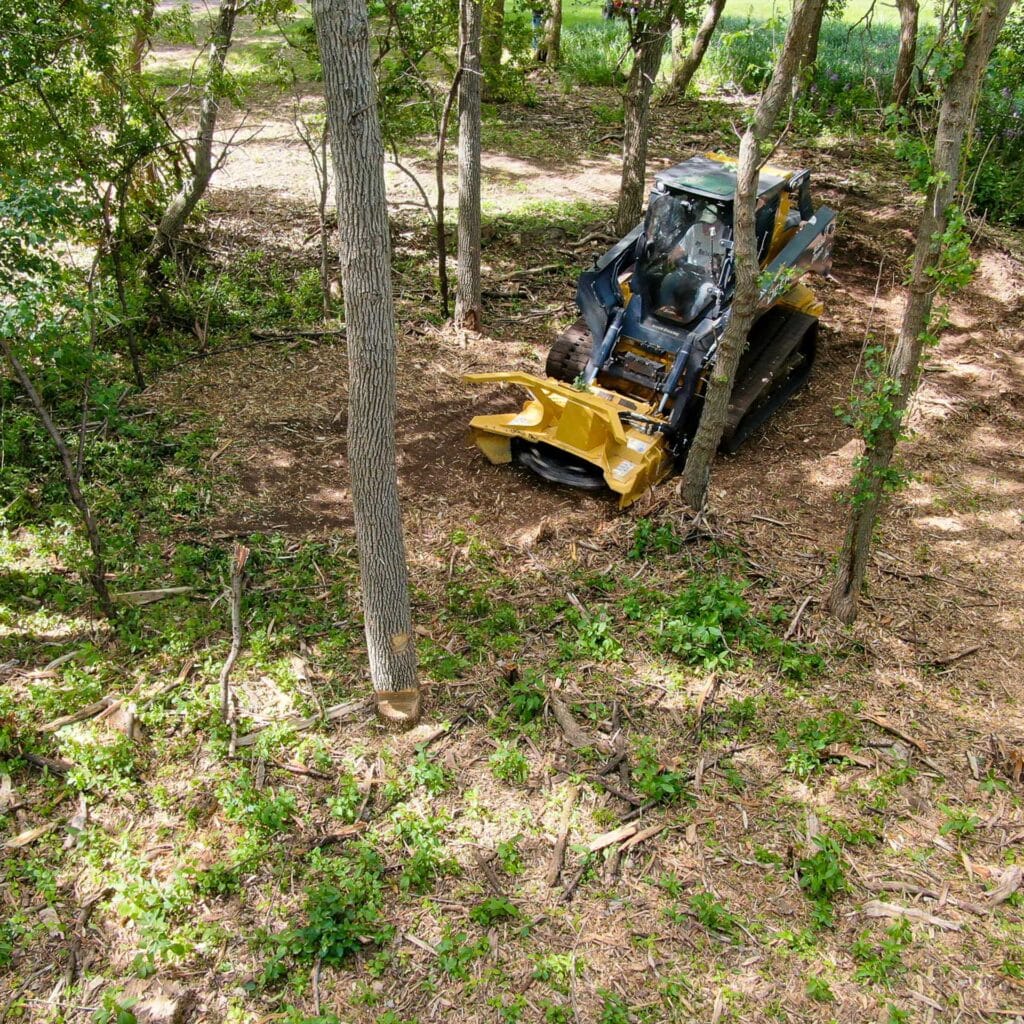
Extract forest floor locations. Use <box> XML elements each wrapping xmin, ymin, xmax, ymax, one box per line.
<box><xmin>2</xmin><ymin>11</ymin><xmax>1024</xmax><ymax>1024</ymax></box>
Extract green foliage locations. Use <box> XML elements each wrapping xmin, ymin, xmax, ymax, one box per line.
<box><xmin>805</xmin><ymin>976</ymin><xmax>834</xmax><ymax>1003</ymax></box>
<box><xmin>59</xmin><ymin>724</ymin><xmax>137</xmax><ymax>794</ymax></box>
<box><xmin>490</xmin><ymin>741</ymin><xmax>530</xmax><ymax>784</ymax></box>
<box><xmin>564</xmin><ymin>609</ymin><xmax>623</xmax><ymax>661</ymax></box>
<box><xmin>532</xmin><ymin>952</ymin><xmax>584</xmax><ymax>994</ymax></box>
<box><xmin>629</xmin><ymin>518</ymin><xmax>682</xmax><ymax>560</ymax></box>
<box><xmin>392</xmin><ymin>808</ymin><xmax>457</xmax><ymax>893</ymax></box>
<box><xmin>598</xmin><ymin>991</ymin><xmax>632</xmax><ymax>1024</ymax></box>
<box><xmin>632</xmin><ymin>738</ymin><xmax>691</xmax><ymax>805</ymax></box>
<box><xmin>470</xmin><ymin>896</ymin><xmax>519</xmax><ymax>927</ymax></box>
<box><xmin>797</xmin><ymin>837</ymin><xmax>847</xmax><ymax>927</ymax></box>
<box><xmin>504</xmin><ymin>670</ymin><xmax>546</xmax><ymax>723</ymax></box>
<box><xmin>495</xmin><ymin>835</ymin><xmax>525</xmax><ymax>876</ymax></box>
<box><xmin>558</xmin><ymin>23</ymin><xmax>629</xmax><ymax>87</ymax></box>
<box><xmin>408</xmin><ymin>746</ymin><xmax>453</xmax><ymax>795</ymax></box>
<box><xmin>851</xmin><ymin>919</ymin><xmax>912</xmax><ymax>986</ymax></box>
<box><xmin>262</xmin><ymin>845</ymin><xmax>393</xmax><ymax>985</ymax></box>
<box><xmin>939</xmin><ymin>805</ymin><xmax>981</xmax><ymax>838</ymax></box>
<box><xmin>689</xmin><ymin>891</ymin><xmax>742</xmax><ymax>939</ymax></box>
<box><xmin>435</xmin><ymin>928</ymin><xmax>489</xmax><ymax>979</ymax></box>
<box><xmin>775</xmin><ymin>712</ymin><xmax>860</xmax><ymax>778</ymax></box>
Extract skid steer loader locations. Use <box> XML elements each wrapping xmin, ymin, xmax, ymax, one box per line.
<box><xmin>465</xmin><ymin>154</ymin><xmax>836</xmax><ymax>506</ymax></box>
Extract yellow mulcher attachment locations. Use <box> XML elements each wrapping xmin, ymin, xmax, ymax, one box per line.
<box><xmin>465</xmin><ymin>372</ymin><xmax>674</xmax><ymax>506</ymax></box>
<box><xmin>466</xmin><ymin>154</ymin><xmax>836</xmax><ymax>506</ymax></box>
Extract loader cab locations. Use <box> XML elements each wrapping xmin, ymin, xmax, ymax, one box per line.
<box><xmin>631</xmin><ymin>156</ymin><xmax>813</xmax><ymax>327</ymax></box>
<box><xmin>634</xmin><ymin>190</ymin><xmax>731</xmax><ymax>327</ymax></box>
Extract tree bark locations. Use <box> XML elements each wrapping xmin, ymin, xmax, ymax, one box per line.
<box><xmin>679</xmin><ymin>0</ymin><xmax>826</xmax><ymax>511</ymax></box>
<box><xmin>482</xmin><ymin>0</ymin><xmax>505</xmax><ymax>68</ymax></box>
<box><xmin>312</xmin><ymin>0</ymin><xmax>421</xmax><ymax>725</ymax></box>
<box><xmin>661</xmin><ymin>0</ymin><xmax>725</xmax><ymax>103</ymax></box>
<box><xmin>541</xmin><ymin>0</ymin><xmax>563</xmax><ymax>64</ymax></box>
<box><xmin>892</xmin><ymin>0</ymin><xmax>919</xmax><ymax>109</ymax></box>
<box><xmin>0</xmin><ymin>337</ymin><xmax>116</xmax><ymax>619</ymax></box>
<box><xmin>456</xmin><ymin>0</ymin><xmax>483</xmax><ymax>330</ymax></box>
<box><xmin>800</xmin><ymin>0</ymin><xmax>826</xmax><ymax>72</ymax></box>
<box><xmin>148</xmin><ymin>0</ymin><xmax>237</xmax><ymax>269</ymax></box>
<box><xmin>615</xmin><ymin>16</ymin><xmax>670</xmax><ymax>237</ymax></box>
<box><xmin>828</xmin><ymin>0</ymin><xmax>1012</xmax><ymax>623</ymax></box>
<box><xmin>435</xmin><ymin>55</ymin><xmax>464</xmax><ymax>318</ymax></box>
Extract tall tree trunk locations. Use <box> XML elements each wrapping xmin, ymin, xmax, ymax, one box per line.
<box><xmin>892</xmin><ymin>0</ymin><xmax>919</xmax><ymax>109</ymax></box>
<box><xmin>800</xmin><ymin>0</ymin><xmax>826</xmax><ymax>71</ymax></box>
<box><xmin>148</xmin><ymin>0</ymin><xmax>237</xmax><ymax>269</ymax></box>
<box><xmin>456</xmin><ymin>0</ymin><xmax>483</xmax><ymax>330</ymax></box>
<box><xmin>312</xmin><ymin>0</ymin><xmax>421</xmax><ymax>726</ymax></box>
<box><xmin>482</xmin><ymin>0</ymin><xmax>505</xmax><ymax>68</ymax></box>
<box><xmin>679</xmin><ymin>0</ymin><xmax>826</xmax><ymax>511</ymax></box>
<box><xmin>0</xmin><ymin>338</ymin><xmax>116</xmax><ymax>619</ymax></box>
<box><xmin>541</xmin><ymin>0</ymin><xmax>562</xmax><ymax>64</ymax></box>
<box><xmin>435</xmin><ymin>56</ymin><xmax>464</xmax><ymax>318</ymax></box>
<box><xmin>615</xmin><ymin>18</ymin><xmax>670</xmax><ymax>237</ymax></box>
<box><xmin>661</xmin><ymin>0</ymin><xmax>724</xmax><ymax>103</ymax></box>
<box><xmin>829</xmin><ymin>0</ymin><xmax>1012</xmax><ymax>624</ymax></box>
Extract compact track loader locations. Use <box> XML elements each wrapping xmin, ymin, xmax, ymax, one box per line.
<box><xmin>466</xmin><ymin>154</ymin><xmax>836</xmax><ymax>506</ymax></box>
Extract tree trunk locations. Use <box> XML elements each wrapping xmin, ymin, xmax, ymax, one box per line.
<box><xmin>456</xmin><ymin>0</ymin><xmax>483</xmax><ymax>330</ymax></box>
<box><xmin>435</xmin><ymin>56</ymin><xmax>464</xmax><ymax>318</ymax></box>
<box><xmin>829</xmin><ymin>0</ymin><xmax>1012</xmax><ymax>623</ymax></box>
<box><xmin>615</xmin><ymin>18</ymin><xmax>670</xmax><ymax>237</ymax></box>
<box><xmin>312</xmin><ymin>0</ymin><xmax>421</xmax><ymax>726</ymax></box>
<box><xmin>892</xmin><ymin>0</ymin><xmax>919</xmax><ymax>109</ymax></box>
<box><xmin>131</xmin><ymin>0</ymin><xmax>156</xmax><ymax>77</ymax></box>
<box><xmin>679</xmin><ymin>0</ymin><xmax>826</xmax><ymax>511</ymax></box>
<box><xmin>800</xmin><ymin>0</ymin><xmax>826</xmax><ymax>71</ymax></box>
<box><xmin>542</xmin><ymin>0</ymin><xmax>563</xmax><ymax>64</ymax></box>
<box><xmin>662</xmin><ymin>0</ymin><xmax>724</xmax><ymax>103</ymax></box>
<box><xmin>0</xmin><ymin>337</ymin><xmax>116</xmax><ymax>619</ymax></box>
<box><xmin>482</xmin><ymin>0</ymin><xmax>505</xmax><ymax>68</ymax></box>
<box><xmin>148</xmin><ymin>0</ymin><xmax>237</xmax><ymax>269</ymax></box>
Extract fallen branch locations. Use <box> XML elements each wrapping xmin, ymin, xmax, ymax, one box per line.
<box><xmin>861</xmin><ymin>900</ymin><xmax>961</xmax><ymax>931</ymax></box>
<box><xmin>489</xmin><ymin>264</ymin><xmax>563</xmax><ymax>284</ymax></box>
<box><xmin>859</xmin><ymin>714</ymin><xmax>929</xmax><ymax>753</ymax></box>
<box><xmin>924</xmin><ymin>644</ymin><xmax>982</xmax><ymax>668</ymax></box>
<box><xmin>233</xmin><ymin>697</ymin><xmax>373</xmax><ymax>747</ymax></box>
<box><xmin>220</xmin><ymin>544</ymin><xmax>249</xmax><ymax>725</ymax></box>
<box><xmin>472</xmin><ymin>848</ymin><xmax>508</xmax><ymax>897</ymax></box>
<box><xmin>545</xmin><ymin>785</ymin><xmax>578</xmax><ymax>887</ymax></box>
<box><xmin>549</xmin><ymin>693</ymin><xmax>612</xmax><ymax>754</ymax></box>
<box><xmin>113</xmin><ymin>586</ymin><xmax>193</xmax><ymax>606</ymax></box>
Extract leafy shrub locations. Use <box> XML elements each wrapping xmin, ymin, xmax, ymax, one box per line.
<box><xmin>629</xmin><ymin>518</ymin><xmax>682</xmax><ymax>560</ymax></box>
<box><xmin>775</xmin><ymin>712</ymin><xmax>859</xmax><ymax>778</ymax></box>
<box><xmin>558</xmin><ymin>24</ymin><xmax>629</xmax><ymax>87</ymax></box>
<box><xmin>262</xmin><ymin>844</ymin><xmax>393</xmax><ymax>985</ymax></box>
<box><xmin>798</xmin><ymin>837</ymin><xmax>847</xmax><ymax>927</ymax></box>
<box><xmin>59</xmin><ymin>723</ymin><xmax>136</xmax><ymax>795</ymax></box>
<box><xmin>470</xmin><ymin>896</ymin><xmax>519</xmax><ymax>927</ymax></box>
<box><xmin>490</xmin><ymin>741</ymin><xmax>530</xmax><ymax>784</ymax></box>
<box><xmin>632</xmin><ymin>737</ymin><xmax>691</xmax><ymax>805</ymax></box>
<box><xmin>504</xmin><ymin>669</ymin><xmax>545</xmax><ymax>723</ymax></box>
<box><xmin>852</xmin><ymin>919</ymin><xmax>912</xmax><ymax>986</ymax></box>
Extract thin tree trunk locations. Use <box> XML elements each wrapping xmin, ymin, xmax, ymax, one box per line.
<box><xmin>435</xmin><ymin>54</ymin><xmax>464</xmax><ymax>318</ymax></box>
<box><xmin>892</xmin><ymin>0</ymin><xmax>919</xmax><ymax>109</ymax></box>
<box><xmin>679</xmin><ymin>0</ymin><xmax>826</xmax><ymax>511</ymax></box>
<box><xmin>456</xmin><ymin>0</ymin><xmax>483</xmax><ymax>330</ymax></box>
<box><xmin>312</xmin><ymin>0</ymin><xmax>421</xmax><ymax>725</ymax></box>
<box><xmin>829</xmin><ymin>0</ymin><xmax>1012</xmax><ymax>623</ymax></box>
<box><xmin>541</xmin><ymin>0</ymin><xmax>562</xmax><ymax>64</ymax></box>
<box><xmin>0</xmin><ymin>338</ymin><xmax>116</xmax><ymax>619</ymax></box>
<box><xmin>615</xmin><ymin>18</ymin><xmax>670</xmax><ymax>237</ymax></box>
<box><xmin>148</xmin><ymin>0</ymin><xmax>237</xmax><ymax>269</ymax></box>
<box><xmin>482</xmin><ymin>0</ymin><xmax>505</xmax><ymax>68</ymax></box>
<box><xmin>131</xmin><ymin>0</ymin><xmax>156</xmax><ymax>76</ymax></box>
<box><xmin>661</xmin><ymin>0</ymin><xmax>724</xmax><ymax>103</ymax></box>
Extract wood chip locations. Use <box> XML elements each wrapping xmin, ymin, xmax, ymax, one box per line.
<box><xmin>113</xmin><ymin>586</ymin><xmax>194</xmax><ymax>606</ymax></box>
<box><xmin>861</xmin><ymin>900</ymin><xmax>961</xmax><ymax>931</ymax></box>
<box><xmin>588</xmin><ymin>822</ymin><xmax>640</xmax><ymax>853</ymax></box>
<box><xmin>5</xmin><ymin>822</ymin><xmax>58</xmax><ymax>849</ymax></box>
<box><xmin>987</xmin><ymin>865</ymin><xmax>1022</xmax><ymax>906</ymax></box>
